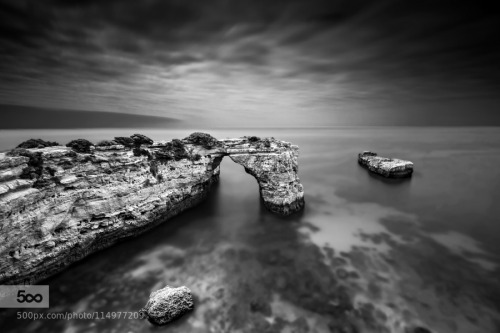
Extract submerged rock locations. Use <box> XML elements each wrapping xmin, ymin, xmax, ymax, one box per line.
<box><xmin>141</xmin><ymin>286</ymin><xmax>194</xmax><ymax>325</ymax></box>
<box><xmin>0</xmin><ymin>133</ymin><xmax>305</xmax><ymax>284</ymax></box>
<box><xmin>358</xmin><ymin>151</ymin><xmax>413</xmax><ymax>178</ymax></box>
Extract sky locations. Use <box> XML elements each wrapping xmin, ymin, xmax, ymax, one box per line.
<box><xmin>0</xmin><ymin>0</ymin><xmax>499</xmax><ymax>127</ymax></box>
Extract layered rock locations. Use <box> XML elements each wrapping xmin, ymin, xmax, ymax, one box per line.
<box><xmin>225</xmin><ymin>137</ymin><xmax>304</xmax><ymax>215</ymax></box>
<box><xmin>0</xmin><ymin>134</ymin><xmax>305</xmax><ymax>284</ymax></box>
<box><xmin>140</xmin><ymin>285</ymin><xmax>194</xmax><ymax>325</ymax></box>
<box><xmin>358</xmin><ymin>151</ymin><xmax>413</xmax><ymax>178</ymax></box>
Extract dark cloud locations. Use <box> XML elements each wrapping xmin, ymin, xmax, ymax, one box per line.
<box><xmin>0</xmin><ymin>0</ymin><xmax>499</xmax><ymax>125</ymax></box>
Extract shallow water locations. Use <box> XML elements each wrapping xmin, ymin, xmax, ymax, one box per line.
<box><xmin>1</xmin><ymin>127</ymin><xmax>500</xmax><ymax>332</ymax></box>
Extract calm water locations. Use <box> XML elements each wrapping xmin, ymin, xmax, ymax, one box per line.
<box><xmin>1</xmin><ymin>127</ymin><xmax>500</xmax><ymax>333</ymax></box>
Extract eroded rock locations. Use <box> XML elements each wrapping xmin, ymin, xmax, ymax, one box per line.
<box><xmin>358</xmin><ymin>151</ymin><xmax>413</xmax><ymax>178</ymax></box>
<box><xmin>227</xmin><ymin>137</ymin><xmax>305</xmax><ymax>215</ymax></box>
<box><xmin>140</xmin><ymin>286</ymin><xmax>194</xmax><ymax>325</ymax></box>
<box><xmin>0</xmin><ymin>133</ymin><xmax>305</xmax><ymax>284</ymax></box>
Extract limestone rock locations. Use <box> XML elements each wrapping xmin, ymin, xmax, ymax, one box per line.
<box><xmin>358</xmin><ymin>151</ymin><xmax>413</xmax><ymax>178</ymax></box>
<box><xmin>226</xmin><ymin>137</ymin><xmax>305</xmax><ymax>215</ymax></box>
<box><xmin>0</xmin><ymin>133</ymin><xmax>305</xmax><ymax>284</ymax></box>
<box><xmin>140</xmin><ymin>286</ymin><xmax>194</xmax><ymax>325</ymax></box>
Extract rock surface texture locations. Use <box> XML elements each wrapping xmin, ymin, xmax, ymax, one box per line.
<box><xmin>226</xmin><ymin>138</ymin><xmax>304</xmax><ymax>215</ymax></box>
<box><xmin>140</xmin><ymin>285</ymin><xmax>194</xmax><ymax>325</ymax></box>
<box><xmin>0</xmin><ymin>133</ymin><xmax>305</xmax><ymax>284</ymax></box>
<box><xmin>358</xmin><ymin>151</ymin><xmax>414</xmax><ymax>178</ymax></box>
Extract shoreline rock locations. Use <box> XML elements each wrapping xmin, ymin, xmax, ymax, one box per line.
<box><xmin>225</xmin><ymin>137</ymin><xmax>304</xmax><ymax>215</ymax></box>
<box><xmin>0</xmin><ymin>133</ymin><xmax>305</xmax><ymax>284</ymax></box>
<box><xmin>358</xmin><ymin>151</ymin><xmax>413</xmax><ymax>178</ymax></box>
<box><xmin>140</xmin><ymin>285</ymin><xmax>194</xmax><ymax>325</ymax></box>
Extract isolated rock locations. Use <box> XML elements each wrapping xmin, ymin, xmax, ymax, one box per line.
<box><xmin>0</xmin><ymin>133</ymin><xmax>305</xmax><ymax>284</ymax></box>
<box><xmin>141</xmin><ymin>286</ymin><xmax>194</xmax><ymax>325</ymax></box>
<box><xmin>358</xmin><ymin>151</ymin><xmax>413</xmax><ymax>178</ymax></box>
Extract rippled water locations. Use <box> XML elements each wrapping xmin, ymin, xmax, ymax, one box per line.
<box><xmin>1</xmin><ymin>127</ymin><xmax>500</xmax><ymax>333</ymax></box>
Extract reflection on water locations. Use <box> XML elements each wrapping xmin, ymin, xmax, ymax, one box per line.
<box><xmin>0</xmin><ymin>127</ymin><xmax>500</xmax><ymax>332</ymax></box>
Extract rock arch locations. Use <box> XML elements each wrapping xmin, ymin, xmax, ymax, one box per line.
<box><xmin>0</xmin><ymin>134</ymin><xmax>304</xmax><ymax>284</ymax></box>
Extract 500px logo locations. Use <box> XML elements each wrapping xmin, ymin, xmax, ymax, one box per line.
<box><xmin>0</xmin><ymin>285</ymin><xmax>49</xmax><ymax>308</ymax></box>
<box><xmin>16</xmin><ymin>290</ymin><xmax>44</xmax><ymax>303</ymax></box>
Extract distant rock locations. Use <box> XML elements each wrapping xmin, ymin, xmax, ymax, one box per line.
<box><xmin>140</xmin><ymin>286</ymin><xmax>194</xmax><ymax>325</ymax></box>
<box><xmin>17</xmin><ymin>139</ymin><xmax>59</xmax><ymax>149</ymax></box>
<box><xmin>358</xmin><ymin>151</ymin><xmax>413</xmax><ymax>178</ymax></box>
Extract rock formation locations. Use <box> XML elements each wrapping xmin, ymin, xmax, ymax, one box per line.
<box><xmin>0</xmin><ymin>133</ymin><xmax>305</xmax><ymax>284</ymax></box>
<box><xmin>358</xmin><ymin>151</ymin><xmax>413</xmax><ymax>178</ymax></box>
<box><xmin>140</xmin><ymin>285</ymin><xmax>194</xmax><ymax>325</ymax></box>
<box><xmin>225</xmin><ymin>137</ymin><xmax>304</xmax><ymax>215</ymax></box>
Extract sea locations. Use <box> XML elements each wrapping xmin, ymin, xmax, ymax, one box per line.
<box><xmin>0</xmin><ymin>127</ymin><xmax>499</xmax><ymax>333</ymax></box>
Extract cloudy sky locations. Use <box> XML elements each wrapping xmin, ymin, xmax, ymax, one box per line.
<box><xmin>0</xmin><ymin>0</ymin><xmax>499</xmax><ymax>127</ymax></box>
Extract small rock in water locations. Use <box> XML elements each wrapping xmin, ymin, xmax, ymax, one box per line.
<box><xmin>358</xmin><ymin>151</ymin><xmax>413</xmax><ymax>178</ymax></box>
<box><xmin>140</xmin><ymin>285</ymin><xmax>194</xmax><ymax>325</ymax></box>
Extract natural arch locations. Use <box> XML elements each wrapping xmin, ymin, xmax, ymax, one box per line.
<box><xmin>0</xmin><ymin>134</ymin><xmax>305</xmax><ymax>284</ymax></box>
